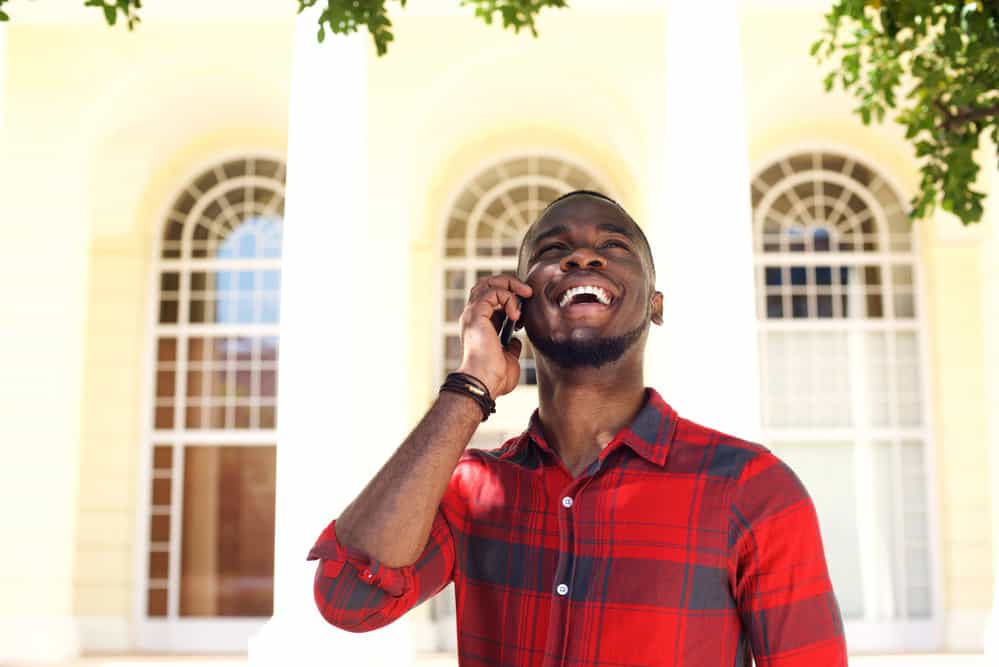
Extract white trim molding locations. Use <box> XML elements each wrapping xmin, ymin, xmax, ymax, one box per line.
<box><xmin>946</xmin><ymin>610</ymin><xmax>989</xmax><ymax>653</ymax></box>
<box><xmin>0</xmin><ymin>615</ymin><xmax>79</xmax><ymax>664</ymax></box>
<box><xmin>76</xmin><ymin>616</ymin><xmax>132</xmax><ymax>654</ymax></box>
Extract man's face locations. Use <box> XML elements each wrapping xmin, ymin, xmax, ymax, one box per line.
<box><xmin>518</xmin><ymin>195</ymin><xmax>664</xmax><ymax>369</ymax></box>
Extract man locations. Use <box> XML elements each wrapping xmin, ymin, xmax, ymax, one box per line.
<box><xmin>307</xmin><ymin>191</ymin><xmax>847</xmax><ymax>666</ymax></box>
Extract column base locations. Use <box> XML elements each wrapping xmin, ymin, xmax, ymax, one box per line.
<box><xmin>0</xmin><ymin>614</ymin><xmax>80</xmax><ymax>664</ymax></box>
<box><xmin>249</xmin><ymin>611</ymin><xmax>416</xmax><ymax>667</ymax></box>
<box><xmin>985</xmin><ymin>608</ymin><xmax>998</xmax><ymax>658</ymax></box>
<box><xmin>944</xmin><ymin>609</ymin><xmax>989</xmax><ymax>652</ymax></box>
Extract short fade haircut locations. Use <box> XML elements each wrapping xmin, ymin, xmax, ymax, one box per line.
<box><xmin>517</xmin><ymin>189</ymin><xmax>656</xmax><ymax>280</ymax></box>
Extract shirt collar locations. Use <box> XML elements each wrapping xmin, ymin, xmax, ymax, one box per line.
<box><xmin>505</xmin><ymin>387</ymin><xmax>679</xmax><ymax>468</ymax></box>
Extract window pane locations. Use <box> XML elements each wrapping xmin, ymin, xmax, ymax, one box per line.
<box><xmin>762</xmin><ymin>332</ymin><xmax>851</xmax><ymax>428</ymax></box>
<box><xmin>770</xmin><ymin>441</ymin><xmax>864</xmax><ymax>619</ymax></box>
<box><xmin>159</xmin><ymin>300</ymin><xmax>179</xmax><ymax>324</ymax></box>
<box><xmin>180</xmin><ymin>446</ymin><xmax>276</xmax><ymax>617</ymax></box>
<box><xmin>895</xmin><ymin>333</ymin><xmax>922</xmax><ymax>426</ymax></box>
<box><xmin>147</xmin><ymin>587</ymin><xmax>168</xmax><ymax>617</ymax></box>
<box><xmin>902</xmin><ymin>441</ymin><xmax>931</xmax><ymax>618</ymax></box>
<box><xmin>149</xmin><ymin>551</ymin><xmax>169</xmax><ymax>580</ymax></box>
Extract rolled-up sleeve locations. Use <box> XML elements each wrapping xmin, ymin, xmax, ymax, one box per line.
<box><xmin>307</xmin><ymin>510</ymin><xmax>455</xmax><ymax>632</ymax></box>
<box><xmin>730</xmin><ymin>452</ymin><xmax>847</xmax><ymax>666</ymax></box>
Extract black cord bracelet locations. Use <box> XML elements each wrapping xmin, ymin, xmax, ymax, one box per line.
<box><xmin>440</xmin><ymin>372</ymin><xmax>496</xmax><ymax>421</ymax></box>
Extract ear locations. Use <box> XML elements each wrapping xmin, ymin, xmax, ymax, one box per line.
<box><xmin>650</xmin><ymin>290</ymin><xmax>664</xmax><ymax>325</ymax></box>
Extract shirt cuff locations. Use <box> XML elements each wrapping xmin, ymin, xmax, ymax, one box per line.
<box><xmin>306</xmin><ymin>519</ymin><xmax>409</xmax><ymax>597</ymax></box>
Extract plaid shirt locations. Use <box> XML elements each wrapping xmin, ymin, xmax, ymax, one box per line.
<box><xmin>308</xmin><ymin>388</ymin><xmax>846</xmax><ymax>666</ymax></box>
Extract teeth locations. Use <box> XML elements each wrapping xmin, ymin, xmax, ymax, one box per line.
<box><xmin>558</xmin><ymin>285</ymin><xmax>612</xmax><ymax>308</ymax></box>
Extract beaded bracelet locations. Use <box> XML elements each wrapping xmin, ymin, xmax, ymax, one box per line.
<box><xmin>440</xmin><ymin>372</ymin><xmax>496</xmax><ymax>422</ymax></box>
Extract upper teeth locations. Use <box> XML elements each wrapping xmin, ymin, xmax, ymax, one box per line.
<box><xmin>559</xmin><ymin>285</ymin><xmax>612</xmax><ymax>308</ymax></box>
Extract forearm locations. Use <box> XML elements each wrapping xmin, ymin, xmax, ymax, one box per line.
<box><xmin>333</xmin><ymin>390</ymin><xmax>482</xmax><ymax>567</ymax></box>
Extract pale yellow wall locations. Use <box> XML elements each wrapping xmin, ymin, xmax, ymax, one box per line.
<box><xmin>5</xmin><ymin>22</ymin><xmax>293</xmax><ymax>638</ymax></box>
<box><xmin>742</xmin><ymin>7</ymin><xmax>994</xmax><ymax>640</ymax></box>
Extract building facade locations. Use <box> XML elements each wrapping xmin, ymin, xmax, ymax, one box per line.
<box><xmin>0</xmin><ymin>0</ymin><xmax>996</xmax><ymax>663</ymax></box>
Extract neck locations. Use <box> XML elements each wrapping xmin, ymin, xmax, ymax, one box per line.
<box><xmin>534</xmin><ymin>354</ymin><xmax>648</xmax><ymax>477</ymax></box>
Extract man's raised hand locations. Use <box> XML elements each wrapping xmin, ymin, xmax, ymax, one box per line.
<box><xmin>455</xmin><ymin>274</ymin><xmax>533</xmax><ymax>399</ymax></box>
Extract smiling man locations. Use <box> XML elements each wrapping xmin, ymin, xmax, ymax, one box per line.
<box><xmin>307</xmin><ymin>191</ymin><xmax>847</xmax><ymax>666</ymax></box>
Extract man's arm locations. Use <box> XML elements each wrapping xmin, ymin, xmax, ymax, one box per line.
<box><xmin>308</xmin><ymin>274</ymin><xmax>532</xmax><ymax>630</ymax></box>
<box><xmin>730</xmin><ymin>451</ymin><xmax>848</xmax><ymax>666</ymax></box>
<box><xmin>334</xmin><ymin>273</ymin><xmax>531</xmax><ymax>566</ymax></box>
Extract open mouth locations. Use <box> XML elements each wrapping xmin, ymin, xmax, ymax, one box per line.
<box><xmin>556</xmin><ymin>285</ymin><xmax>615</xmax><ymax>309</ymax></box>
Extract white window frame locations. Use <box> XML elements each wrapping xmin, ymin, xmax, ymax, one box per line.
<box><xmin>751</xmin><ymin>144</ymin><xmax>943</xmax><ymax>653</ymax></box>
<box><xmin>134</xmin><ymin>151</ymin><xmax>286</xmax><ymax>652</ymax></box>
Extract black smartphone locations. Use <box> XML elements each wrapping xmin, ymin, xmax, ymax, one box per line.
<box><xmin>499</xmin><ymin>296</ymin><xmax>524</xmax><ymax>347</ymax></box>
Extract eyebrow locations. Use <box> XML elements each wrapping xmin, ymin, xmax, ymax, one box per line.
<box><xmin>531</xmin><ymin>222</ymin><xmax>637</xmax><ymax>247</ymax></box>
<box><xmin>596</xmin><ymin>222</ymin><xmax>637</xmax><ymax>238</ymax></box>
<box><xmin>530</xmin><ymin>224</ymin><xmax>569</xmax><ymax>246</ymax></box>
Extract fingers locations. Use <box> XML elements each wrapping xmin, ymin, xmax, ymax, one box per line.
<box><xmin>464</xmin><ymin>288</ymin><xmax>522</xmax><ymax>324</ymax></box>
<box><xmin>469</xmin><ymin>274</ymin><xmax>533</xmax><ymax>302</ymax></box>
<box><xmin>505</xmin><ymin>336</ymin><xmax>523</xmax><ymax>359</ymax></box>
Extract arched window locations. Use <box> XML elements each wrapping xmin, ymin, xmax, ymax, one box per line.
<box><xmin>142</xmin><ymin>156</ymin><xmax>284</xmax><ymax>644</ymax></box>
<box><xmin>439</xmin><ymin>154</ymin><xmax>611</xmax><ymax>386</ymax></box>
<box><xmin>752</xmin><ymin>150</ymin><xmax>934</xmax><ymax>639</ymax></box>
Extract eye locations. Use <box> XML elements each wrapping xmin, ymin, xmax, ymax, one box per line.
<box><xmin>599</xmin><ymin>239</ymin><xmax>630</xmax><ymax>250</ymax></box>
<box><xmin>537</xmin><ymin>243</ymin><xmax>567</xmax><ymax>255</ymax></box>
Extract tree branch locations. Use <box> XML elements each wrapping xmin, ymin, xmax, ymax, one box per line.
<box><xmin>946</xmin><ymin>104</ymin><xmax>999</xmax><ymax>129</ymax></box>
<box><xmin>937</xmin><ymin>99</ymin><xmax>999</xmax><ymax>131</ymax></box>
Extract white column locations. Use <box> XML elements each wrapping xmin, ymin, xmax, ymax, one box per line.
<box><xmin>0</xmin><ymin>22</ymin><xmax>84</xmax><ymax>663</ymax></box>
<box><xmin>646</xmin><ymin>0</ymin><xmax>761</xmax><ymax>441</ymax></box>
<box><xmin>981</xmin><ymin>139</ymin><xmax>999</xmax><ymax>659</ymax></box>
<box><xmin>248</xmin><ymin>11</ymin><xmax>415</xmax><ymax>667</ymax></box>
<box><xmin>1</xmin><ymin>24</ymin><xmax>6</xmax><ymax>131</ymax></box>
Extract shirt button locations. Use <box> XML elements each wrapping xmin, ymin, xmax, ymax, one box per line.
<box><xmin>561</xmin><ymin>496</ymin><xmax>574</xmax><ymax>508</ymax></box>
<box><xmin>556</xmin><ymin>584</ymin><xmax>569</xmax><ymax>596</ymax></box>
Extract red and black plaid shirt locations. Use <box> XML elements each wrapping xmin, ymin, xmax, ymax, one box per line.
<box><xmin>308</xmin><ymin>388</ymin><xmax>847</xmax><ymax>666</ymax></box>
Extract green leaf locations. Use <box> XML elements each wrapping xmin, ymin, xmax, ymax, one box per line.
<box><xmin>814</xmin><ymin>0</ymin><xmax>998</xmax><ymax>225</ymax></box>
<box><xmin>0</xmin><ymin>9</ymin><xmax>7</xmax><ymax>21</ymax></box>
<box><xmin>103</xmin><ymin>5</ymin><xmax>117</xmax><ymax>26</ymax></box>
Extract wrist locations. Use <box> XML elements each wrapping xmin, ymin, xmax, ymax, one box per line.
<box><xmin>453</xmin><ymin>364</ymin><xmax>501</xmax><ymax>398</ymax></box>
<box><xmin>441</xmin><ymin>371</ymin><xmax>496</xmax><ymax>422</ymax></box>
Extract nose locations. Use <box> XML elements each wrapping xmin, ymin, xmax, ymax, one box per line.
<box><xmin>560</xmin><ymin>247</ymin><xmax>607</xmax><ymax>272</ymax></box>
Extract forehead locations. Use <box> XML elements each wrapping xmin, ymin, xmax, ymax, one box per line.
<box><xmin>524</xmin><ymin>196</ymin><xmax>640</xmax><ymax>246</ymax></box>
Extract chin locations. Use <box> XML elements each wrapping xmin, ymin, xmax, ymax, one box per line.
<box><xmin>530</xmin><ymin>321</ymin><xmax>647</xmax><ymax>370</ymax></box>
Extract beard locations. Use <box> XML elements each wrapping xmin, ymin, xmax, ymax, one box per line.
<box><xmin>530</xmin><ymin>320</ymin><xmax>647</xmax><ymax>369</ymax></box>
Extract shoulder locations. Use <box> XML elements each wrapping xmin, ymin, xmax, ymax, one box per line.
<box><xmin>668</xmin><ymin>415</ymin><xmax>776</xmax><ymax>481</ymax></box>
<box><xmin>441</xmin><ymin>434</ymin><xmax>530</xmax><ymax>513</ymax></box>
<box><xmin>458</xmin><ymin>432</ymin><xmax>525</xmax><ymax>466</ymax></box>
<box><xmin>669</xmin><ymin>416</ymin><xmax>808</xmax><ymax>510</ymax></box>
<box><xmin>449</xmin><ymin>432</ymin><xmax>530</xmax><ymax>486</ymax></box>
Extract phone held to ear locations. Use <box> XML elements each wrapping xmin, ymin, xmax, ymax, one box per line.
<box><xmin>499</xmin><ymin>296</ymin><xmax>525</xmax><ymax>348</ymax></box>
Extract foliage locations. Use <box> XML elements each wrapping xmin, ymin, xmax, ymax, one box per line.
<box><xmin>0</xmin><ymin>0</ymin><xmax>567</xmax><ymax>56</ymax></box>
<box><xmin>812</xmin><ymin>1</ymin><xmax>999</xmax><ymax>225</ymax></box>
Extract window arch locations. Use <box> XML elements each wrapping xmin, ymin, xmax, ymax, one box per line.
<box><xmin>752</xmin><ymin>149</ymin><xmax>934</xmax><ymax>640</ymax></box>
<box><xmin>439</xmin><ymin>153</ymin><xmax>612</xmax><ymax>385</ymax></box>
<box><xmin>142</xmin><ymin>156</ymin><xmax>284</xmax><ymax>635</ymax></box>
